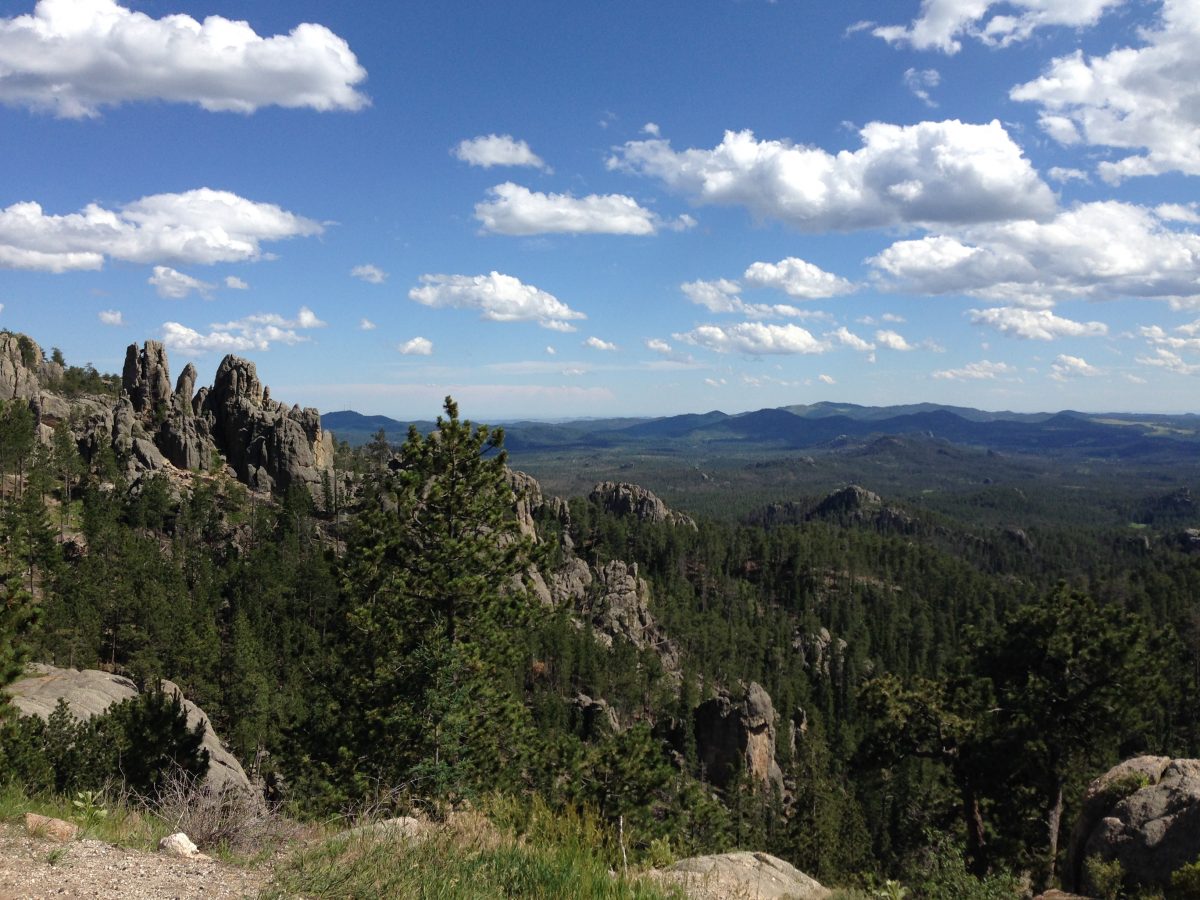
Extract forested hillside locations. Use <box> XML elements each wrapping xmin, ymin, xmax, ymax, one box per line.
<box><xmin>2</xmin><ymin>334</ymin><xmax>1199</xmax><ymax>897</ymax></box>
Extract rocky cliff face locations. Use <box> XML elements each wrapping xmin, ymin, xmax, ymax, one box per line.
<box><xmin>0</xmin><ymin>333</ymin><xmax>51</xmax><ymax>404</ymax></box>
<box><xmin>693</xmin><ymin>682</ymin><xmax>785</xmax><ymax>794</ymax></box>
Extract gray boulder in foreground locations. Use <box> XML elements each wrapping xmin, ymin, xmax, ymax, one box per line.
<box><xmin>1067</xmin><ymin>755</ymin><xmax>1200</xmax><ymax>891</ymax></box>
<box><xmin>8</xmin><ymin>663</ymin><xmax>251</xmax><ymax>794</ymax></box>
<box><xmin>652</xmin><ymin>851</ymin><xmax>830</xmax><ymax>900</ymax></box>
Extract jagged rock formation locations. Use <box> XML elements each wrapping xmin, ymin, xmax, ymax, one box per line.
<box><xmin>589</xmin><ymin>481</ymin><xmax>696</xmax><ymax>528</ymax></box>
<box><xmin>201</xmin><ymin>353</ymin><xmax>333</xmax><ymax>492</ymax></box>
<box><xmin>651</xmin><ymin>851</ymin><xmax>830</xmax><ymax>900</ymax></box>
<box><xmin>571</xmin><ymin>693</ymin><xmax>620</xmax><ymax>738</ymax></box>
<box><xmin>108</xmin><ymin>341</ymin><xmax>333</xmax><ymax>493</ymax></box>
<box><xmin>1004</xmin><ymin>526</ymin><xmax>1035</xmax><ymax>552</ymax></box>
<box><xmin>8</xmin><ymin>663</ymin><xmax>251</xmax><ymax>794</ymax></box>
<box><xmin>1067</xmin><ymin>755</ymin><xmax>1200</xmax><ymax>892</ymax></box>
<box><xmin>0</xmin><ymin>332</ymin><xmax>334</xmax><ymax>498</ymax></box>
<box><xmin>693</xmin><ymin>682</ymin><xmax>784</xmax><ymax>794</ymax></box>
<box><xmin>123</xmin><ymin>341</ymin><xmax>173</xmax><ymax>416</ymax></box>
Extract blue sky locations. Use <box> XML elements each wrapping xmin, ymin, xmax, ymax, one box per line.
<box><xmin>2</xmin><ymin>0</ymin><xmax>1200</xmax><ymax>420</ymax></box>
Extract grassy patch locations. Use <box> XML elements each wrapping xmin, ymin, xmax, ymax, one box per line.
<box><xmin>263</xmin><ymin>814</ymin><xmax>680</xmax><ymax>900</ymax></box>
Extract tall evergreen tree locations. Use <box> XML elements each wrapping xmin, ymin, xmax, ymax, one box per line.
<box><xmin>335</xmin><ymin>397</ymin><xmax>537</xmax><ymax>800</ymax></box>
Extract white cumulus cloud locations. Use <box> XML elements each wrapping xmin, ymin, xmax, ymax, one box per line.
<box><xmin>1012</xmin><ymin>0</ymin><xmax>1200</xmax><ymax>181</ymax></box>
<box><xmin>818</xmin><ymin>373</ymin><xmax>836</xmax><ymax>385</ymax></box>
<box><xmin>98</xmin><ymin>309</ymin><xmax>123</xmax><ymax>326</ymax></box>
<box><xmin>0</xmin><ymin>188</ymin><xmax>322</xmax><ymax>273</ymax></box>
<box><xmin>149</xmin><ymin>266</ymin><xmax>213</xmax><ymax>299</ymax></box>
<box><xmin>969</xmin><ymin>307</ymin><xmax>1108</xmax><ymax>340</ymax></box>
<box><xmin>162</xmin><ymin>306</ymin><xmax>325</xmax><ymax>353</ymax></box>
<box><xmin>399</xmin><ymin>337</ymin><xmax>433</xmax><ymax>356</ymax></box>
<box><xmin>1050</xmin><ymin>354</ymin><xmax>1100</xmax><ymax>380</ymax></box>
<box><xmin>584</xmin><ymin>336</ymin><xmax>617</xmax><ymax>351</ymax></box>
<box><xmin>359</xmin><ymin>318</ymin><xmax>376</xmax><ymax>331</ymax></box>
<box><xmin>871</xmin><ymin>202</ymin><xmax>1200</xmax><ymax>306</ymax></box>
<box><xmin>827</xmin><ymin>326</ymin><xmax>875</xmax><ymax>352</ymax></box>
<box><xmin>409</xmin><ymin>271</ymin><xmax>586</xmax><ymax>331</ymax></box>
<box><xmin>742</xmin><ymin>257</ymin><xmax>854</xmax><ymax>298</ymax></box>
<box><xmin>674</xmin><ymin>322</ymin><xmax>827</xmax><ymax>355</ymax></box>
<box><xmin>645</xmin><ymin>338</ymin><xmax>673</xmax><ymax>355</ymax></box>
<box><xmin>224</xmin><ymin>275</ymin><xmax>249</xmax><ymax>290</ymax></box>
<box><xmin>0</xmin><ymin>0</ymin><xmax>367</xmax><ymax>117</ymax></box>
<box><xmin>1048</xmin><ymin>167</ymin><xmax>1089</xmax><ymax>184</ymax></box>
<box><xmin>454</xmin><ymin>134</ymin><xmax>548</xmax><ymax>170</ymax></box>
<box><xmin>875</xmin><ymin>329</ymin><xmax>915</xmax><ymax>351</ymax></box>
<box><xmin>474</xmin><ymin>182</ymin><xmax>683</xmax><ymax>236</ymax></box>
<box><xmin>608</xmin><ymin>120</ymin><xmax>1055</xmax><ymax>231</ymax></box>
<box><xmin>871</xmin><ymin>0</ymin><xmax>1123</xmax><ymax>54</ymax></box>
<box><xmin>1136</xmin><ymin>347</ymin><xmax>1200</xmax><ymax>375</ymax></box>
<box><xmin>1139</xmin><ymin>323</ymin><xmax>1200</xmax><ymax>356</ymax></box>
<box><xmin>351</xmin><ymin>264</ymin><xmax>387</xmax><ymax>284</ymax></box>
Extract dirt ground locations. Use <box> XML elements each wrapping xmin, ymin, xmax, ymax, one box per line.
<box><xmin>0</xmin><ymin>823</ymin><xmax>268</xmax><ymax>900</ymax></box>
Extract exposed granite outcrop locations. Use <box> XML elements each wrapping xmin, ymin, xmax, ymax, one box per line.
<box><xmin>1067</xmin><ymin>755</ymin><xmax>1200</xmax><ymax>892</ymax></box>
<box><xmin>8</xmin><ymin>663</ymin><xmax>251</xmax><ymax>794</ymax></box>
<box><xmin>590</xmin><ymin>481</ymin><xmax>696</xmax><ymax>528</ymax></box>
<box><xmin>201</xmin><ymin>354</ymin><xmax>333</xmax><ymax>492</ymax></box>
<box><xmin>793</xmin><ymin>627</ymin><xmax>847</xmax><ymax>680</ymax></box>
<box><xmin>564</xmin><ymin>559</ymin><xmax>679</xmax><ymax>672</ymax></box>
<box><xmin>0</xmin><ymin>333</ymin><xmax>46</xmax><ymax>403</ymax></box>
<box><xmin>693</xmin><ymin>682</ymin><xmax>784</xmax><ymax>794</ymax></box>
<box><xmin>122</xmin><ymin>341</ymin><xmax>173</xmax><ymax>416</ymax></box>
<box><xmin>100</xmin><ymin>342</ymin><xmax>334</xmax><ymax>493</ymax></box>
<box><xmin>809</xmin><ymin>484</ymin><xmax>916</xmax><ymax>531</ymax></box>
<box><xmin>651</xmin><ymin>852</ymin><xmax>830</xmax><ymax>900</ymax></box>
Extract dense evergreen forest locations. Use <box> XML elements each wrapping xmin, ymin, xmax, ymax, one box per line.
<box><xmin>2</xmin><ymin>385</ymin><xmax>1199</xmax><ymax>897</ymax></box>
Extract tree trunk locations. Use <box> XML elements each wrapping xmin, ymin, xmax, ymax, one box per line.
<box><xmin>955</xmin><ymin>765</ymin><xmax>988</xmax><ymax>876</ymax></box>
<box><xmin>1045</xmin><ymin>778</ymin><xmax>1065</xmax><ymax>890</ymax></box>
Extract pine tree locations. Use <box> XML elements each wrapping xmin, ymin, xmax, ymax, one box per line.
<box><xmin>337</xmin><ymin>397</ymin><xmax>537</xmax><ymax>800</ymax></box>
<box><xmin>0</xmin><ymin>560</ymin><xmax>36</xmax><ymax>719</ymax></box>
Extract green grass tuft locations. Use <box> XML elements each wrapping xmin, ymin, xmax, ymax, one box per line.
<box><xmin>262</xmin><ymin>817</ymin><xmax>681</xmax><ymax>900</ymax></box>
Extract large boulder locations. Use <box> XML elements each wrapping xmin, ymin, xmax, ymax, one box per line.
<box><xmin>1067</xmin><ymin>755</ymin><xmax>1200</xmax><ymax>891</ymax></box>
<box><xmin>694</xmin><ymin>682</ymin><xmax>784</xmax><ymax>794</ymax></box>
<box><xmin>8</xmin><ymin>664</ymin><xmax>251</xmax><ymax>794</ymax></box>
<box><xmin>651</xmin><ymin>851</ymin><xmax>830</xmax><ymax>899</ymax></box>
